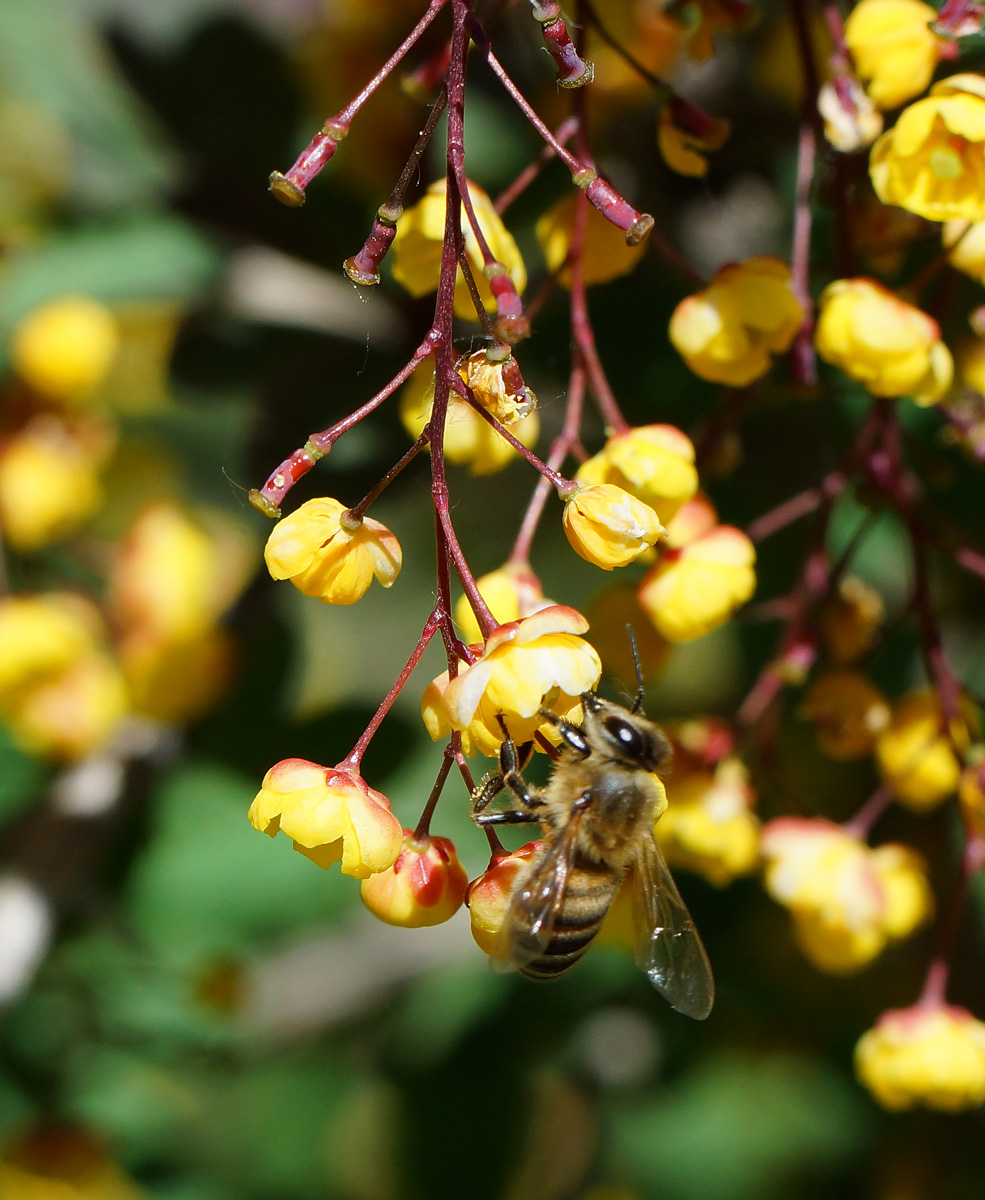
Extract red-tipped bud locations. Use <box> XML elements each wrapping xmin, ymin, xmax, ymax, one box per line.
<box><xmin>531</xmin><ymin>3</ymin><xmax>595</xmax><ymax>89</ymax></box>
<box><xmin>578</xmin><ymin>175</ymin><xmax>654</xmax><ymax>246</ymax></box>
<box><xmin>485</xmin><ymin>263</ymin><xmax>530</xmax><ymax>344</ymax></box>
<box><xmin>269</xmin><ymin>119</ymin><xmax>349</xmax><ymax>207</ymax></box>
<box><xmin>467</xmin><ymin>841</ymin><xmax>545</xmax><ymax>957</ymax></box>
<box><xmin>344</xmin><ymin>207</ymin><xmax>402</xmax><ymax>286</ymax></box>
<box><xmin>361</xmin><ymin>831</ymin><xmax>468</xmax><ymax>927</ymax></box>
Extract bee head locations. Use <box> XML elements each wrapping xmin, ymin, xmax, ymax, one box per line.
<box><xmin>580</xmin><ymin>693</ymin><xmax>671</xmax><ymax>771</ymax></box>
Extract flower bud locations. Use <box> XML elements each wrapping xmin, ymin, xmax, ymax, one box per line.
<box><xmin>563</xmin><ymin>484</ymin><xmax>665</xmax><ymax>570</ymax></box>
<box><xmin>799</xmin><ymin>670</ymin><xmax>892</xmax><ymax>760</ymax></box>
<box><xmin>855</xmin><ymin>1005</ymin><xmax>985</xmax><ymax>1111</ymax></box>
<box><xmin>361</xmin><ymin>831</ymin><xmax>468</xmax><ymax>927</ymax></box>
<box><xmin>875</xmin><ymin>690</ymin><xmax>974</xmax><ymax>811</ymax></box>
<box><xmin>844</xmin><ymin>0</ymin><xmax>948</xmax><ymax>110</ymax></box>
<box><xmin>467</xmin><ymin>841</ymin><xmax>545</xmax><ymax>957</ymax></box>
<box><xmin>264</xmin><ymin>497</ymin><xmax>401</xmax><ymax>605</ymax></box>
<box><xmin>249</xmin><ymin>759</ymin><xmax>402</xmax><ymax>877</ymax></box>
<box><xmin>820</xmin><ymin>575</ymin><xmax>885</xmax><ymax>664</ymax></box>
<box><xmin>575</xmin><ymin>425</ymin><xmax>698</xmax><ymax>525</ymax></box>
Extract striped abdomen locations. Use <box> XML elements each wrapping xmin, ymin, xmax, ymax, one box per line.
<box><xmin>516</xmin><ymin>860</ymin><xmax>624</xmax><ymax>981</ymax></box>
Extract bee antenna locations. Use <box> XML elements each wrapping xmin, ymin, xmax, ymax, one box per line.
<box><xmin>626</xmin><ymin>625</ymin><xmax>645</xmax><ymax>713</ymax></box>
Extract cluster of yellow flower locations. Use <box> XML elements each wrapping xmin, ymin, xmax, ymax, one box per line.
<box><xmin>246</xmin><ymin>0</ymin><xmax>985</xmax><ymax>1119</ymax></box>
<box><xmin>0</xmin><ymin>294</ymin><xmax>253</xmax><ymax>760</ymax></box>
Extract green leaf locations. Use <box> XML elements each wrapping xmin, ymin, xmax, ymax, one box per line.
<box><xmin>126</xmin><ymin>761</ymin><xmax>356</xmax><ymax>963</ymax></box>
<box><xmin>612</xmin><ymin>1049</ymin><xmax>872</xmax><ymax>1200</ymax></box>
<box><xmin>0</xmin><ymin>723</ymin><xmax>48</xmax><ymax>829</ymax></box>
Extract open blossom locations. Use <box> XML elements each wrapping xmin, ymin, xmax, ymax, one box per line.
<box><xmin>657</xmin><ymin>758</ymin><xmax>759</xmax><ymax>887</ymax></box>
<box><xmin>361</xmin><ymin>831</ymin><xmax>468</xmax><ymax>927</ymax></box>
<box><xmin>249</xmin><ymin>758</ymin><xmax>402</xmax><ymax>877</ymax></box>
<box><xmin>10</xmin><ymin>295</ymin><xmax>119</xmax><ymax>405</ymax></box>
<box><xmin>467</xmin><ymin>841</ymin><xmax>545</xmax><ymax>957</ymax></box>
<box><xmin>535</xmin><ymin>192</ymin><xmax>647</xmax><ymax>288</ymax></box>
<box><xmin>563</xmin><ymin>484</ymin><xmax>665</xmax><ymax>570</ymax></box>
<box><xmin>855</xmin><ymin>1005</ymin><xmax>985</xmax><ymax>1111</ymax></box>
<box><xmin>400</xmin><ymin>359</ymin><xmax>539</xmax><ymax>476</ymax></box>
<box><xmin>669</xmin><ymin>257</ymin><xmax>803</xmax><ymax>387</ymax></box>
<box><xmin>0</xmin><ymin>594</ymin><xmax>99</xmax><ymax>698</ymax></box>
<box><xmin>875</xmin><ymin>690</ymin><xmax>973</xmax><ymax>811</ymax></box>
<box><xmin>391</xmin><ymin>178</ymin><xmax>526</xmax><ymax>321</ymax></box>
<box><xmin>575</xmin><ymin>425</ymin><xmax>698</xmax><ymax>525</ymax></box>
<box><xmin>870</xmin><ymin>75</ymin><xmax>985</xmax><ymax>223</ymax></box>
<box><xmin>844</xmin><ymin>0</ymin><xmax>947</xmax><ymax>110</ymax></box>
<box><xmin>800</xmin><ymin>670</ymin><xmax>892</xmax><ymax>760</ymax></box>
<box><xmin>814</xmin><ymin>278</ymin><xmax>952</xmax><ymax>404</ymax></box>
<box><xmin>264</xmin><ymin>497</ymin><xmax>401</xmax><ymax>605</ymax></box>
<box><xmin>424</xmin><ymin>605</ymin><xmax>602</xmax><ymax>756</ymax></box>
<box><xmin>637</xmin><ymin>496</ymin><xmax>756</xmax><ymax>643</ymax></box>
<box><xmin>760</xmin><ymin>817</ymin><xmax>933</xmax><ymax>972</ymax></box>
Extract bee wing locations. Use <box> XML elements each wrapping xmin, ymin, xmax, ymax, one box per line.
<box><xmin>498</xmin><ymin>809</ymin><xmax>586</xmax><ymax>969</ymax></box>
<box><xmin>631</xmin><ymin>834</ymin><xmax>715</xmax><ymax>1020</ymax></box>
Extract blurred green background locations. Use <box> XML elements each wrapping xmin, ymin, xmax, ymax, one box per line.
<box><xmin>1</xmin><ymin>1</ymin><xmax>985</xmax><ymax>1197</ymax></box>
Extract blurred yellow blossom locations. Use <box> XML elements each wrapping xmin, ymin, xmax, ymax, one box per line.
<box><xmin>870</xmin><ymin>74</ymin><xmax>985</xmax><ymax>223</ymax></box>
<box><xmin>669</xmin><ymin>257</ymin><xmax>803</xmax><ymax>386</ymax></box>
<box><xmin>536</xmin><ymin>192</ymin><xmax>647</xmax><ymax>287</ymax></box>
<box><xmin>10</xmin><ymin>295</ymin><xmax>120</xmax><ymax>405</ymax></box>
<box><xmin>943</xmin><ymin>218</ymin><xmax>985</xmax><ymax>283</ymax></box>
<box><xmin>658</xmin><ymin>758</ymin><xmax>760</xmax><ymax>886</ymax></box>
<box><xmin>875</xmin><ymin>690</ymin><xmax>973</xmax><ymax>811</ymax></box>
<box><xmin>761</xmin><ymin>817</ymin><xmax>933</xmax><ymax>972</ymax></box>
<box><xmin>563</xmin><ymin>484</ymin><xmax>665</xmax><ymax>570</ymax></box>
<box><xmin>814</xmin><ymin>278</ymin><xmax>953</xmax><ymax>403</ymax></box>
<box><xmin>0</xmin><ymin>593</ymin><xmax>99</xmax><ymax>698</ymax></box>
<box><xmin>820</xmin><ymin>575</ymin><xmax>885</xmax><ymax>664</ymax></box>
<box><xmin>0</xmin><ymin>1125</ymin><xmax>143</xmax><ymax>1200</ymax></box>
<box><xmin>391</xmin><ymin>178</ymin><xmax>526</xmax><ymax>320</ymax></box>
<box><xmin>575</xmin><ymin>424</ymin><xmax>698</xmax><ymax>525</ymax></box>
<box><xmin>0</xmin><ymin>416</ymin><xmax>111</xmax><ymax>551</ymax></box>
<box><xmin>855</xmin><ymin>1005</ymin><xmax>985</xmax><ymax>1111</ymax></box>
<box><xmin>657</xmin><ymin>104</ymin><xmax>730</xmax><ymax>178</ymax></box>
<box><xmin>264</xmin><ymin>496</ymin><xmax>401</xmax><ymax>605</ymax></box>
<box><xmin>585</xmin><ymin>583</ymin><xmax>670</xmax><ymax>684</ymax></box>
<box><xmin>800</xmin><ymin>669</ymin><xmax>892</xmax><ymax>760</ymax></box>
<box><xmin>454</xmin><ymin>563</ymin><xmax>546</xmax><ymax>646</ymax></box>
<box><xmin>249</xmin><ymin>758</ymin><xmax>402</xmax><ymax>877</ymax></box>
<box><xmin>361</xmin><ymin>831</ymin><xmax>468</xmax><ymax>927</ymax></box>
<box><xmin>844</xmin><ymin>0</ymin><xmax>945</xmax><ymax>110</ymax></box>
<box><xmin>637</xmin><ymin>496</ymin><xmax>756</xmax><ymax>642</ymax></box>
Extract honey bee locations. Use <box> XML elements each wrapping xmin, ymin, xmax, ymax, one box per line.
<box><xmin>471</xmin><ymin>690</ymin><xmax>714</xmax><ymax>1019</ymax></box>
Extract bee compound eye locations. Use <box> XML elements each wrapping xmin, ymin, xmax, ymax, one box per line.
<box><xmin>604</xmin><ymin>716</ymin><xmax>645</xmax><ymax>759</ymax></box>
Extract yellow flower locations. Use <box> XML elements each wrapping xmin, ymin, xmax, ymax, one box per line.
<box><xmin>760</xmin><ymin>817</ymin><xmax>933</xmax><ymax>972</ymax></box>
<box><xmin>535</xmin><ymin>192</ymin><xmax>647</xmax><ymax>287</ymax></box>
<box><xmin>0</xmin><ymin>416</ymin><xmax>110</xmax><ymax>551</ymax></box>
<box><xmin>575</xmin><ymin>424</ymin><xmax>698</xmax><ymax>525</ymax></box>
<box><xmin>855</xmin><ymin>1005</ymin><xmax>985</xmax><ymax>1111</ymax></box>
<box><xmin>399</xmin><ymin>360</ymin><xmax>540</xmax><ymax>476</ymax></box>
<box><xmin>657</xmin><ymin>758</ymin><xmax>760</xmax><ymax>886</ymax></box>
<box><xmin>875</xmin><ymin>690</ymin><xmax>973</xmax><ymax>811</ymax></box>
<box><xmin>844</xmin><ymin>0</ymin><xmax>944</xmax><ymax>110</ymax></box>
<box><xmin>453</xmin><ymin>563</ymin><xmax>546</xmax><ymax>646</ymax></box>
<box><xmin>120</xmin><ymin>628</ymin><xmax>234</xmax><ymax>725</ymax></box>
<box><xmin>563</xmin><ymin>484</ymin><xmax>665</xmax><ymax>570</ymax></box>
<box><xmin>427</xmin><ymin>605</ymin><xmax>602</xmax><ymax>757</ymax></box>
<box><xmin>361</xmin><ymin>831</ymin><xmax>468</xmax><ymax>927</ymax></box>
<box><xmin>870</xmin><ymin>74</ymin><xmax>985</xmax><ymax>223</ymax></box>
<box><xmin>391</xmin><ymin>178</ymin><xmax>526</xmax><ymax>321</ymax></box>
<box><xmin>264</xmin><ymin>497</ymin><xmax>401</xmax><ymax>604</ymax></box>
<box><xmin>943</xmin><ymin>217</ymin><xmax>985</xmax><ymax>283</ymax></box>
<box><xmin>800</xmin><ymin>670</ymin><xmax>892</xmax><ymax>760</ymax></box>
<box><xmin>249</xmin><ymin>758</ymin><xmax>402</xmax><ymax>877</ymax></box>
<box><xmin>818</xmin><ymin>77</ymin><xmax>884</xmax><ymax>153</ymax></box>
<box><xmin>820</xmin><ymin>575</ymin><xmax>885</xmax><ymax>664</ymax></box>
<box><xmin>637</xmin><ymin>497</ymin><xmax>756</xmax><ymax>642</ymax></box>
<box><xmin>657</xmin><ymin>104</ymin><xmax>731</xmax><ymax>178</ymax></box>
<box><xmin>460</xmin><ymin>350</ymin><xmax>537</xmax><ymax>425</ymax></box>
<box><xmin>9</xmin><ymin>295</ymin><xmax>120</xmax><ymax>405</ymax></box>
<box><xmin>814</xmin><ymin>277</ymin><xmax>953</xmax><ymax>403</ymax></box>
<box><xmin>467</xmin><ymin>840</ymin><xmax>546</xmax><ymax>957</ymax></box>
<box><xmin>0</xmin><ymin>593</ymin><xmax>99</xmax><ymax>698</ymax></box>
<box><xmin>5</xmin><ymin>651</ymin><xmax>129</xmax><ymax>761</ymax></box>
<box><xmin>110</xmin><ymin>501</ymin><xmax>245</xmax><ymax>643</ymax></box>
<box><xmin>669</xmin><ymin>257</ymin><xmax>804</xmax><ymax>386</ymax></box>
<box><xmin>0</xmin><ymin>1125</ymin><xmax>143</xmax><ymax>1200</ymax></box>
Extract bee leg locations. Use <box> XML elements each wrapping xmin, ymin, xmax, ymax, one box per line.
<box><xmin>537</xmin><ymin>710</ymin><xmax>590</xmax><ymax>759</ymax></box>
<box><xmin>474</xmin><ymin>808</ymin><xmax>542</xmax><ymax>826</ymax></box>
